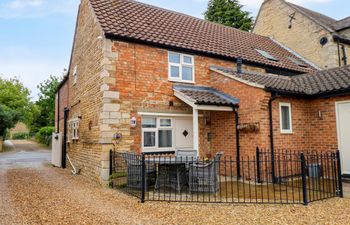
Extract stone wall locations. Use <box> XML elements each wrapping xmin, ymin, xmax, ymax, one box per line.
<box><xmin>64</xmin><ymin>0</ymin><xmax>106</xmax><ymax>183</ymax></box>
<box><xmin>253</xmin><ymin>0</ymin><xmax>339</xmax><ymax>69</ymax></box>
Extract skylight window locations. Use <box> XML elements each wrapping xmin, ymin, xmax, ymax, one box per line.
<box><xmin>287</xmin><ymin>57</ymin><xmax>307</xmax><ymax>68</ymax></box>
<box><xmin>255</xmin><ymin>49</ymin><xmax>278</xmax><ymax>61</ymax></box>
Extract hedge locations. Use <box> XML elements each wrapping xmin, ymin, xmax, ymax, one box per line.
<box><xmin>12</xmin><ymin>132</ymin><xmax>30</xmax><ymax>140</ymax></box>
<box><xmin>35</xmin><ymin>126</ymin><xmax>54</xmax><ymax>145</ymax></box>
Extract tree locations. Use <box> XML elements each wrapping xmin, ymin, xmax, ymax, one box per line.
<box><xmin>0</xmin><ymin>77</ymin><xmax>32</xmax><ymax>138</ymax></box>
<box><xmin>31</xmin><ymin>75</ymin><xmax>61</xmax><ymax>133</ymax></box>
<box><xmin>204</xmin><ymin>0</ymin><xmax>254</xmax><ymax>31</ymax></box>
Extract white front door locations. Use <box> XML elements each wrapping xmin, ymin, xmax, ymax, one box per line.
<box><xmin>175</xmin><ymin>118</ymin><xmax>193</xmax><ymax>150</ymax></box>
<box><xmin>336</xmin><ymin>102</ymin><xmax>350</xmax><ymax>175</ymax></box>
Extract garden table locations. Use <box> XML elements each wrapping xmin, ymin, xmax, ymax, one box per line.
<box><xmin>145</xmin><ymin>157</ymin><xmax>197</xmax><ymax>192</ymax></box>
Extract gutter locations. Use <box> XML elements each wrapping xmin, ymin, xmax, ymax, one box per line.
<box><xmin>333</xmin><ymin>34</ymin><xmax>350</xmax><ymax>45</ymax></box>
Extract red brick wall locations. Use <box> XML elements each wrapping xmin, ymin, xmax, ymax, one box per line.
<box><xmin>110</xmin><ymin>40</ymin><xmax>266</xmax><ymax>155</ymax></box>
<box><xmin>210</xmin><ymin>71</ymin><xmax>271</xmax><ymax>157</ymax></box>
<box><xmin>269</xmin><ymin>97</ymin><xmax>311</xmax><ymax>151</ymax></box>
<box><xmin>272</xmin><ymin>95</ymin><xmax>350</xmax><ymax>152</ymax></box>
<box><xmin>210</xmin><ymin>70</ymin><xmax>350</xmax><ymax>157</ymax></box>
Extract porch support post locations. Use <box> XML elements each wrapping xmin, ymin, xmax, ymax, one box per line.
<box><xmin>193</xmin><ymin>108</ymin><xmax>199</xmax><ymax>155</ymax></box>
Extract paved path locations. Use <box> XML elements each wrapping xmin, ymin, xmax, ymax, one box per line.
<box><xmin>0</xmin><ymin>140</ymin><xmax>51</xmax><ymax>170</ymax></box>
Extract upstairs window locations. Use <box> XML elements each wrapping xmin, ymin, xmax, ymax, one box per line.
<box><xmin>287</xmin><ymin>56</ymin><xmax>307</xmax><ymax>68</ymax></box>
<box><xmin>255</xmin><ymin>49</ymin><xmax>278</xmax><ymax>61</ymax></box>
<box><xmin>168</xmin><ymin>52</ymin><xmax>194</xmax><ymax>83</ymax></box>
<box><xmin>279</xmin><ymin>103</ymin><xmax>292</xmax><ymax>134</ymax></box>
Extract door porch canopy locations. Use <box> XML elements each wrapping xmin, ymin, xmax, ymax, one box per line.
<box><xmin>173</xmin><ymin>85</ymin><xmax>240</xmax><ymax>153</ymax></box>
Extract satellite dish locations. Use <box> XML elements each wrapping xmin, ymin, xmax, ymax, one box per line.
<box><xmin>320</xmin><ymin>37</ymin><xmax>328</xmax><ymax>46</ymax></box>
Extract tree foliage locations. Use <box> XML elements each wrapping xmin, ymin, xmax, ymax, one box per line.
<box><xmin>31</xmin><ymin>75</ymin><xmax>61</xmax><ymax>133</ymax></box>
<box><xmin>0</xmin><ymin>77</ymin><xmax>32</xmax><ymax>137</ymax></box>
<box><xmin>204</xmin><ymin>0</ymin><xmax>254</xmax><ymax>31</ymax></box>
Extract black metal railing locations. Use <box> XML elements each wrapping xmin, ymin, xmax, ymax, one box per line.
<box><xmin>110</xmin><ymin>149</ymin><xmax>343</xmax><ymax>205</ymax></box>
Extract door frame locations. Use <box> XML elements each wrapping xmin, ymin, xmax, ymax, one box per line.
<box><xmin>335</xmin><ymin>100</ymin><xmax>350</xmax><ymax>175</ymax></box>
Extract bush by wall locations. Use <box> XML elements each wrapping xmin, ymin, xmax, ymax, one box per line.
<box><xmin>35</xmin><ymin>126</ymin><xmax>54</xmax><ymax>146</ymax></box>
<box><xmin>12</xmin><ymin>132</ymin><xmax>30</xmax><ymax>140</ymax></box>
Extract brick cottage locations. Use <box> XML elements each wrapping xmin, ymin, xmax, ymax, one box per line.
<box><xmin>55</xmin><ymin>0</ymin><xmax>350</xmax><ymax>184</ymax></box>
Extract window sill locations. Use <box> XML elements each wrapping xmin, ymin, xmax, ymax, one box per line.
<box><xmin>142</xmin><ymin>148</ymin><xmax>174</xmax><ymax>152</ymax></box>
<box><xmin>168</xmin><ymin>79</ymin><xmax>195</xmax><ymax>84</ymax></box>
<box><xmin>280</xmin><ymin>131</ymin><xmax>293</xmax><ymax>135</ymax></box>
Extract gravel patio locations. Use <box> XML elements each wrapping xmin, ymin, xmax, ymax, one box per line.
<box><xmin>1</xmin><ymin>166</ymin><xmax>350</xmax><ymax>225</ymax></box>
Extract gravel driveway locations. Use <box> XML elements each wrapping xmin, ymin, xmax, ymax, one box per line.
<box><xmin>1</xmin><ymin>140</ymin><xmax>350</xmax><ymax>224</ymax></box>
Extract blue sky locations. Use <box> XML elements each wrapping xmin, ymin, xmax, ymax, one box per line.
<box><xmin>0</xmin><ymin>0</ymin><xmax>349</xmax><ymax>100</ymax></box>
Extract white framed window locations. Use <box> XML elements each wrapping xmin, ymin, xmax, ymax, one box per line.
<box><xmin>69</xmin><ymin>118</ymin><xmax>80</xmax><ymax>140</ymax></box>
<box><xmin>73</xmin><ymin>65</ymin><xmax>78</xmax><ymax>85</ymax></box>
<box><xmin>168</xmin><ymin>52</ymin><xmax>194</xmax><ymax>83</ymax></box>
<box><xmin>279</xmin><ymin>102</ymin><xmax>292</xmax><ymax>134</ymax></box>
<box><xmin>142</xmin><ymin>117</ymin><xmax>173</xmax><ymax>150</ymax></box>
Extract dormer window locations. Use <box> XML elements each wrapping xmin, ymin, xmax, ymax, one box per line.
<box><xmin>255</xmin><ymin>49</ymin><xmax>278</xmax><ymax>61</ymax></box>
<box><xmin>168</xmin><ymin>52</ymin><xmax>194</xmax><ymax>83</ymax></box>
<box><xmin>287</xmin><ymin>57</ymin><xmax>307</xmax><ymax>68</ymax></box>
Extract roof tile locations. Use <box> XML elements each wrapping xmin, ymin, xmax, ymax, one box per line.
<box><xmin>89</xmin><ymin>0</ymin><xmax>315</xmax><ymax>73</ymax></box>
<box><xmin>211</xmin><ymin>65</ymin><xmax>350</xmax><ymax>96</ymax></box>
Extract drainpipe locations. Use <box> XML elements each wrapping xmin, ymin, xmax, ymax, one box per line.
<box><xmin>342</xmin><ymin>45</ymin><xmax>347</xmax><ymax>66</ymax></box>
<box><xmin>234</xmin><ymin>106</ymin><xmax>241</xmax><ymax>178</ymax></box>
<box><xmin>268</xmin><ymin>93</ymin><xmax>277</xmax><ymax>183</ymax></box>
<box><xmin>62</xmin><ymin>108</ymin><xmax>69</xmax><ymax>168</ymax></box>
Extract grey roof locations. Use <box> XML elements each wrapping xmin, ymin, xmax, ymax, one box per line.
<box><xmin>210</xmin><ymin>65</ymin><xmax>350</xmax><ymax>96</ymax></box>
<box><xmin>173</xmin><ymin>85</ymin><xmax>240</xmax><ymax>106</ymax></box>
<box><xmin>332</xmin><ymin>17</ymin><xmax>350</xmax><ymax>31</ymax></box>
<box><xmin>286</xmin><ymin>2</ymin><xmax>336</xmax><ymax>32</ymax></box>
<box><xmin>285</xmin><ymin>1</ymin><xmax>350</xmax><ymax>32</ymax></box>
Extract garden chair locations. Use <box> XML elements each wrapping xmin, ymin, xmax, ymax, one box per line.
<box><xmin>189</xmin><ymin>152</ymin><xmax>223</xmax><ymax>193</ymax></box>
<box><xmin>122</xmin><ymin>152</ymin><xmax>156</xmax><ymax>191</ymax></box>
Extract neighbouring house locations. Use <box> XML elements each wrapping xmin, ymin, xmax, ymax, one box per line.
<box><xmin>55</xmin><ymin>0</ymin><xmax>350</xmax><ymax>184</ymax></box>
<box><xmin>8</xmin><ymin>122</ymin><xmax>29</xmax><ymax>139</ymax></box>
<box><xmin>253</xmin><ymin>0</ymin><xmax>350</xmax><ymax>70</ymax></box>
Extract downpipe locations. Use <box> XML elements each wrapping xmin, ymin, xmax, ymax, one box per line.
<box><xmin>67</xmin><ymin>154</ymin><xmax>80</xmax><ymax>175</ymax></box>
<box><xmin>268</xmin><ymin>93</ymin><xmax>277</xmax><ymax>183</ymax></box>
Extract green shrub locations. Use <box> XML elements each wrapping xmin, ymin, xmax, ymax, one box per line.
<box><xmin>12</xmin><ymin>132</ymin><xmax>29</xmax><ymax>140</ymax></box>
<box><xmin>35</xmin><ymin>126</ymin><xmax>54</xmax><ymax>145</ymax></box>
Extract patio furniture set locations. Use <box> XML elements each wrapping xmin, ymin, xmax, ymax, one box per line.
<box><xmin>122</xmin><ymin>150</ymin><xmax>224</xmax><ymax>193</ymax></box>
